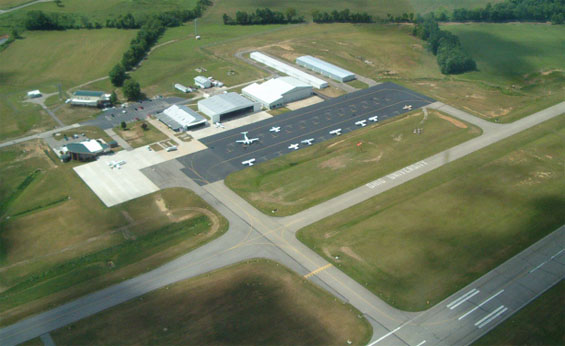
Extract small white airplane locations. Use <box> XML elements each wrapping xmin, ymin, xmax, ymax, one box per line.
<box><xmin>242</xmin><ymin>158</ymin><xmax>256</xmax><ymax>166</ymax></box>
<box><xmin>329</xmin><ymin>129</ymin><xmax>342</xmax><ymax>136</ymax></box>
<box><xmin>301</xmin><ymin>138</ymin><xmax>314</xmax><ymax>146</ymax></box>
<box><xmin>403</xmin><ymin>104</ymin><xmax>413</xmax><ymax>110</ymax></box>
<box><xmin>236</xmin><ymin>131</ymin><xmax>259</xmax><ymax>145</ymax></box>
<box><xmin>369</xmin><ymin>116</ymin><xmax>379</xmax><ymax>122</ymax></box>
<box><xmin>269</xmin><ymin>126</ymin><xmax>281</xmax><ymax>133</ymax></box>
<box><xmin>288</xmin><ymin>143</ymin><xmax>300</xmax><ymax>150</ymax></box>
<box><xmin>214</xmin><ymin>122</ymin><xmax>224</xmax><ymax>128</ymax></box>
<box><xmin>355</xmin><ymin>120</ymin><xmax>367</xmax><ymax>127</ymax></box>
<box><xmin>108</xmin><ymin>160</ymin><xmax>126</xmax><ymax>169</ymax></box>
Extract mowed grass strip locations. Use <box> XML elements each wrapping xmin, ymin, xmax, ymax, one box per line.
<box><xmin>51</xmin><ymin>260</ymin><xmax>372</xmax><ymax>346</ymax></box>
<box><xmin>474</xmin><ymin>281</ymin><xmax>565</xmax><ymax>346</ymax></box>
<box><xmin>226</xmin><ymin>110</ymin><xmax>480</xmax><ymax>216</ymax></box>
<box><xmin>298</xmin><ymin>115</ymin><xmax>565</xmax><ymax>311</ymax></box>
<box><xmin>114</xmin><ymin>120</ymin><xmax>168</xmax><ymax>148</ymax></box>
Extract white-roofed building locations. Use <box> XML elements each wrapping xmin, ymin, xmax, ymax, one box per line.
<box><xmin>198</xmin><ymin>92</ymin><xmax>260</xmax><ymax>123</ymax></box>
<box><xmin>250</xmin><ymin>52</ymin><xmax>328</xmax><ymax>89</ymax></box>
<box><xmin>27</xmin><ymin>90</ymin><xmax>41</xmax><ymax>98</ymax></box>
<box><xmin>242</xmin><ymin>77</ymin><xmax>313</xmax><ymax>109</ymax></box>
<box><xmin>296</xmin><ymin>55</ymin><xmax>356</xmax><ymax>82</ymax></box>
<box><xmin>194</xmin><ymin>76</ymin><xmax>212</xmax><ymax>88</ymax></box>
<box><xmin>157</xmin><ymin>104</ymin><xmax>207</xmax><ymax>131</ymax></box>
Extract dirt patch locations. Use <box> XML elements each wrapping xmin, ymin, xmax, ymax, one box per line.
<box><xmin>541</xmin><ymin>69</ymin><xmax>564</xmax><ymax>76</ymax></box>
<box><xmin>17</xmin><ymin>140</ymin><xmax>57</xmax><ymax>169</ymax></box>
<box><xmin>249</xmin><ymin>188</ymin><xmax>297</xmax><ymax>206</ymax></box>
<box><xmin>327</xmin><ymin>139</ymin><xmax>345</xmax><ymax>149</ymax></box>
<box><xmin>392</xmin><ymin>134</ymin><xmax>403</xmax><ymax>142</ymax></box>
<box><xmin>340</xmin><ymin>246</ymin><xmax>366</xmax><ymax>263</ymax></box>
<box><xmin>436</xmin><ymin>114</ymin><xmax>468</xmax><ymax>129</ymax></box>
<box><xmin>319</xmin><ymin>155</ymin><xmax>349</xmax><ymax>170</ymax></box>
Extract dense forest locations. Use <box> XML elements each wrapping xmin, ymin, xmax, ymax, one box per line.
<box><xmin>449</xmin><ymin>0</ymin><xmax>565</xmax><ymax>23</ymax></box>
<box><xmin>311</xmin><ymin>9</ymin><xmax>373</xmax><ymax>23</ymax></box>
<box><xmin>413</xmin><ymin>17</ymin><xmax>477</xmax><ymax>74</ymax></box>
<box><xmin>222</xmin><ymin>8</ymin><xmax>304</xmax><ymax>25</ymax></box>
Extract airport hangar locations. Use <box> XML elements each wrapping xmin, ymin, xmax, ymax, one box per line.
<box><xmin>198</xmin><ymin>92</ymin><xmax>261</xmax><ymax>123</ymax></box>
<box><xmin>242</xmin><ymin>77</ymin><xmax>313</xmax><ymax>109</ymax></box>
<box><xmin>296</xmin><ymin>55</ymin><xmax>356</xmax><ymax>82</ymax></box>
<box><xmin>157</xmin><ymin>104</ymin><xmax>207</xmax><ymax>131</ymax></box>
<box><xmin>176</xmin><ymin>82</ymin><xmax>435</xmax><ymax>185</ymax></box>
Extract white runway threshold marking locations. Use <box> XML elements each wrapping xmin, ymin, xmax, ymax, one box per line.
<box><xmin>459</xmin><ymin>289</ymin><xmax>504</xmax><ymax>320</ymax></box>
<box><xmin>368</xmin><ymin>323</ymin><xmax>407</xmax><ymax>346</ymax></box>
<box><xmin>447</xmin><ymin>289</ymin><xmax>479</xmax><ymax>310</ymax></box>
<box><xmin>475</xmin><ymin>305</ymin><xmax>508</xmax><ymax>328</ymax></box>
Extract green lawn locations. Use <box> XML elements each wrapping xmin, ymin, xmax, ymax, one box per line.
<box><xmin>0</xmin><ymin>140</ymin><xmax>228</xmax><ymax>325</ymax></box>
<box><xmin>0</xmin><ymin>94</ymin><xmax>55</xmax><ymax>141</ymax></box>
<box><xmin>347</xmin><ymin>79</ymin><xmax>369</xmax><ymax>89</ymax></box>
<box><xmin>114</xmin><ymin>120</ymin><xmax>168</xmax><ymax>148</ymax></box>
<box><xmin>226</xmin><ymin>109</ymin><xmax>480</xmax><ymax>216</ymax></box>
<box><xmin>475</xmin><ymin>281</ymin><xmax>565</xmax><ymax>346</ymax></box>
<box><xmin>51</xmin><ymin>260</ymin><xmax>372</xmax><ymax>346</ymax></box>
<box><xmin>53</xmin><ymin>125</ymin><xmax>113</xmax><ymax>143</ymax></box>
<box><xmin>297</xmin><ymin>115</ymin><xmax>565</xmax><ymax>311</ymax></box>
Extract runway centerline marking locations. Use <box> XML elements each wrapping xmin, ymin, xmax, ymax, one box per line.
<box><xmin>459</xmin><ymin>289</ymin><xmax>504</xmax><ymax>320</ymax></box>
<box><xmin>415</xmin><ymin>341</ymin><xmax>427</xmax><ymax>346</ymax></box>
<box><xmin>304</xmin><ymin>263</ymin><xmax>333</xmax><ymax>278</ymax></box>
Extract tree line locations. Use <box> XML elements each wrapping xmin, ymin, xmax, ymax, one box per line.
<box><xmin>222</xmin><ymin>8</ymin><xmax>304</xmax><ymax>25</ymax></box>
<box><xmin>448</xmin><ymin>0</ymin><xmax>564</xmax><ymax>24</ymax></box>
<box><xmin>412</xmin><ymin>17</ymin><xmax>477</xmax><ymax>74</ymax></box>
<box><xmin>311</xmin><ymin>9</ymin><xmax>373</xmax><ymax>23</ymax></box>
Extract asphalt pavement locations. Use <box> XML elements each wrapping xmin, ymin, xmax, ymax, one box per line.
<box><xmin>178</xmin><ymin>82</ymin><xmax>434</xmax><ymax>185</ymax></box>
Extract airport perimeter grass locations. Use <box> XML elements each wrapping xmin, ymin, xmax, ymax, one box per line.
<box><xmin>474</xmin><ymin>281</ymin><xmax>565</xmax><ymax>346</ymax></box>
<box><xmin>298</xmin><ymin>115</ymin><xmax>565</xmax><ymax>311</ymax></box>
<box><xmin>51</xmin><ymin>260</ymin><xmax>372</xmax><ymax>345</ymax></box>
<box><xmin>0</xmin><ymin>141</ymin><xmax>228</xmax><ymax>324</ymax></box>
<box><xmin>0</xmin><ymin>94</ymin><xmax>55</xmax><ymax>141</ymax></box>
<box><xmin>114</xmin><ymin>120</ymin><xmax>168</xmax><ymax>148</ymax></box>
<box><xmin>53</xmin><ymin>125</ymin><xmax>113</xmax><ymax>143</ymax></box>
<box><xmin>226</xmin><ymin>109</ymin><xmax>480</xmax><ymax>216</ymax></box>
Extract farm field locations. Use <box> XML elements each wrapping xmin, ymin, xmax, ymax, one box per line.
<box><xmin>0</xmin><ymin>141</ymin><xmax>228</xmax><ymax>325</ymax></box>
<box><xmin>474</xmin><ymin>281</ymin><xmax>565</xmax><ymax>346</ymax></box>
<box><xmin>50</xmin><ymin>260</ymin><xmax>372</xmax><ymax>345</ymax></box>
<box><xmin>226</xmin><ymin>109</ymin><xmax>481</xmax><ymax>216</ymax></box>
<box><xmin>203</xmin><ymin>22</ymin><xmax>564</xmax><ymax>122</ymax></box>
<box><xmin>297</xmin><ymin>114</ymin><xmax>565</xmax><ymax>311</ymax></box>
<box><xmin>114</xmin><ymin>120</ymin><xmax>168</xmax><ymax>148</ymax></box>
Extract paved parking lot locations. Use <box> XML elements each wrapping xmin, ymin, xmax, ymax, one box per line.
<box><xmin>177</xmin><ymin>82</ymin><xmax>434</xmax><ymax>185</ymax></box>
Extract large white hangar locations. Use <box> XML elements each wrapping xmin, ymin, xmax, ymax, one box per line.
<box><xmin>242</xmin><ymin>77</ymin><xmax>313</xmax><ymax>109</ymax></box>
<box><xmin>250</xmin><ymin>51</ymin><xmax>328</xmax><ymax>89</ymax></box>
<box><xmin>157</xmin><ymin>104</ymin><xmax>207</xmax><ymax>131</ymax></box>
<box><xmin>198</xmin><ymin>92</ymin><xmax>260</xmax><ymax>123</ymax></box>
<box><xmin>296</xmin><ymin>55</ymin><xmax>356</xmax><ymax>82</ymax></box>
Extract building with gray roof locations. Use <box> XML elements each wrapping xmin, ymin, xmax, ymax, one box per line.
<box><xmin>296</xmin><ymin>55</ymin><xmax>356</xmax><ymax>82</ymax></box>
<box><xmin>157</xmin><ymin>105</ymin><xmax>207</xmax><ymax>131</ymax></box>
<box><xmin>198</xmin><ymin>92</ymin><xmax>260</xmax><ymax>123</ymax></box>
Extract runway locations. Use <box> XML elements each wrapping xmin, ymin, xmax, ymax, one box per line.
<box><xmin>177</xmin><ymin>82</ymin><xmax>434</xmax><ymax>185</ymax></box>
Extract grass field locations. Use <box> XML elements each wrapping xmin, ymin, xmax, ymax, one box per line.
<box><xmin>0</xmin><ymin>94</ymin><xmax>55</xmax><ymax>141</ymax></box>
<box><xmin>475</xmin><ymin>281</ymin><xmax>565</xmax><ymax>346</ymax></box>
<box><xmin>226</xmin><ymin>109</ymin><xmax>480</xmax><ymax>215</ymax></box>
<box><xmin>297</xmin><ymin>115</ymin><xmax>565</xmax><ymax>311</ymax></box>
<box><xmin>0</xmin><ymin>140</ymin><xmax>228</xmax><ymax>324</ymax></box>
<box><xmin>114</xmin><ymin>120</ymin><xmax>168</xmax><ymax>148</ymax></box>
<box><xmin>50</xmin><ymin>260</ymin><xmax>372</xmax><ymax>345</ymax></box>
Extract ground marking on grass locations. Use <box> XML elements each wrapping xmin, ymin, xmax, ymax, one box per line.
<box><xmin>447</xmin><ymin>288</ymin><xmax>479</xmax><ymax>310</ymax></box>
<box><xmin>459</xmin><ymin>289</ymin><xmax>504</xmax><ymax>321</ymax></box>
<box><xmin>475</xmin><ymin>305</ymin><xmax>508</xmax><ymax>329</ymax></box>
<box><xmin>304</xmin><ymin>263</ymin><xmax>333</xmax><ymax>278</ymax></box>
<box><xmin>366</xmin><ymin>160</ymin><xmax>428</xmax><ymax>189</ymax></box>
<box><xmin>415</xmin><ymin>340</ymin><xmax>426</xmax><ymax>346</ymax></box>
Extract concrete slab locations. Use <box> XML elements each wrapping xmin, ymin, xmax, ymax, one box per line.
<box><xmin>74</xmin><ymin>147</ymin><xmax>166</xmax><ymax>207</ymax></box>
<box><xmin>286</xmin><ymin>95</ymin><xmax>324</xmax><ymax>110</ymax></box>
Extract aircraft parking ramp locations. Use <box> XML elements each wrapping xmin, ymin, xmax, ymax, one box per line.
<box><xmin>177</xmin><ymin>82</ymin><xmax>435</xmax><ymax>185</ymax></box>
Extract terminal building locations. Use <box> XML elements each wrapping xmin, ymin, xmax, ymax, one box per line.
<box><xmin>198</xmin><ymin>92</ymin><xmax>260</xmax><ymax>123</ymax></box>
<box><xmin>242</xmin><ymin>77</ymin><xmax>313</xmax><ymax>109</ymax></box>
<box><xmin>250</xmin><ymin>51</ymin><xmax>328</xmax><ymax>89</ymax></box>
<box><xmin>296</xmin><ymin>55</ymin><xmax>356</xmax><ymax>82</ymax></box>
<box><xmin>71</xmin><ymin>90</ymin><xmax>111</xmax><ymax>107</ymax></box>
<box><xmin>157</xmin><ymin>104</ymin><xmax>207</xmax><ymax>131</ymax></box>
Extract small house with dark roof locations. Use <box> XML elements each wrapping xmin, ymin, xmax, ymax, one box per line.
<box><xmin>66</xmin><ymin>139</ymin><xmax>109</xmax><ymax>161</ymax></box>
